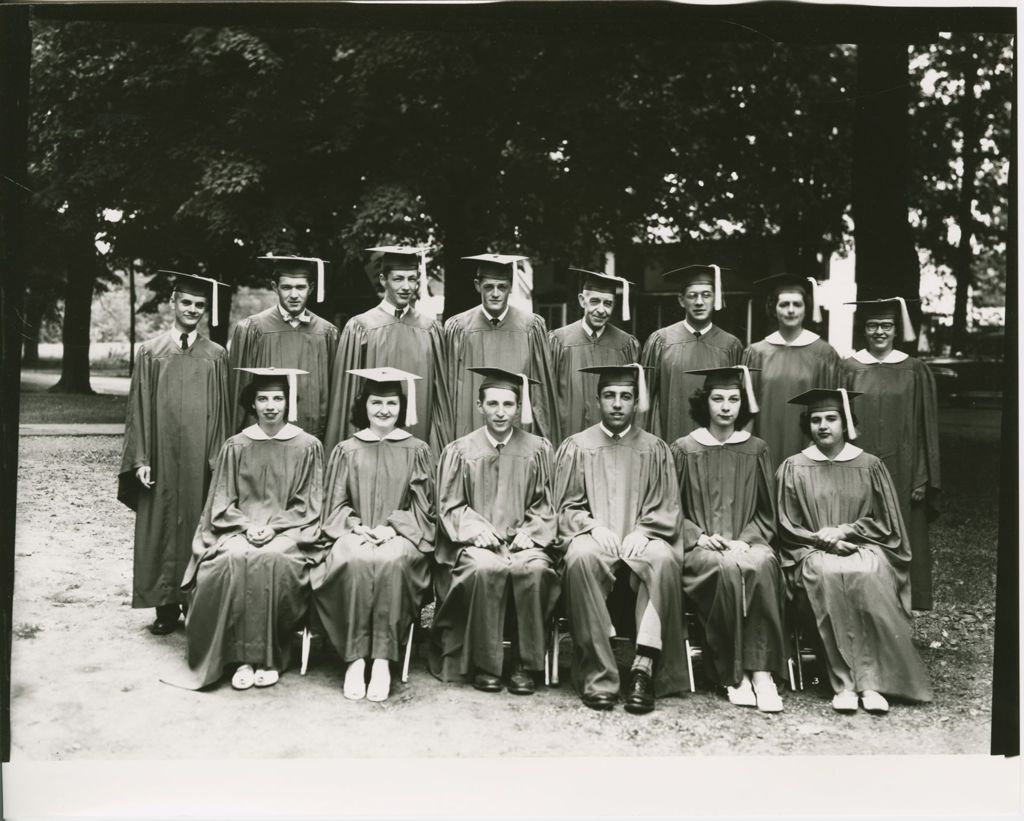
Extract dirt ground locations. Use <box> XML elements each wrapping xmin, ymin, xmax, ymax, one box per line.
<box><xmin>10</xmin><ymin>412</ymin><xmax>999</xmax><ymax>760</ymax></box>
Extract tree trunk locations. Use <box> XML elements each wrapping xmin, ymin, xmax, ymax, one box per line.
<box><xmin>20</xmin><ymin>291</ymin><xmax>44</xmax><ymax>366</ymax></box>
<box><xmin>127</xmin><ymin>264</ymin><xmax>136</xmax><ymax>377</ymax></box>
<box><xmin>852</xmin><ymin>42</ymin><xmax>921</xmax><ymax>330</ymax></box>
<box><xmin>951</xmin><ymin>41</ymin><xmax>980</xmax><ymax>349</ymax></box>
<box><xmin>51</xmin><ymin>233</ymin><xmax>97</xmax><ymax>394</ymax></box>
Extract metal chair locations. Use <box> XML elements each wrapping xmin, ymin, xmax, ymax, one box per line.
<box><xmin>299</xmin><ymin>619</ymin><xmax>417</xmax><ymax>683</ymax></box>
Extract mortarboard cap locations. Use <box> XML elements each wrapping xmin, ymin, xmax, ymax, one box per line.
<box><xmin>258</xmin><ymin>255</ymin><xmax>326</xmax><ymax>304</ymax></box>
<box><xmin>346</xmin><ymin>366</ymin><xmax>422</xmax><ymax>427</ymax></box>
<box><xmin>685</xmin><ymin>365</ymin><xmax>761</xmax><ymax>413</ymax></box>
<box><xmin>235</xmin><ymin>366</ymin><xmax>308</xmax><ymax>423</ymax></box>
<box><xmin>571</xmin><ymin>268</ymin><xmax>635</xmax><ymax>322</ymax></box>
<box><xmin>662</xmin><ymin>264</ymin><xmax>729</xmax><ymax>311</ymax></box>
<box><xmin>161</xmin><ymin>270</ymin><xmax>230</xmax><ymax>327</ymax></box>
<box><xmin>845</xmin><ymin>297</ymin><xmax>917</xmax><ymax>343</ymax></box>
<box><xmin>787</xmin><ymin>387</ymin><xmax>862</xmax><ymax>440</ymax></box>
<box><xmin>753</xmin><ymin>273</ymin><xmax>823</xmax><ymax>323</ymax></box>
<box><xmin>467</xmin><ymin>366</ymin><xmax>539</xmax><ymax>426</ymax></box>
<box><xmin>464</xmin><ymin>253</ymin><xmax>529</xmax><ymax>282</ymax></box>
<box><xmin>577</xmin><ymin>363</ymin><xmax>650</xmax><ymax>413</ymax></box>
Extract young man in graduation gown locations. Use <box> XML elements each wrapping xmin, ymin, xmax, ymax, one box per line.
<box><xmin>640</xmin><ymin>264</ymin><xmax>744</xmax><ymax>442</ymax></box>
<box><xmin>324</xmin><ymin>247</ymin><xmax>451</xmax><ymax>456</ymax></box>
<box><xmin>441</xmin><ymin>254</ymin><xmax>559</xmax><ymax>444</ymax></box>
<box><xmin>549</xmin><ymin>269</ymin><xmax>640</xmax><ymax>442</ymax></box>
<box><xmin>554</xmin><ymin>364</ymin><xmax>689</xmax><ymax>713</ymax></box>
<box><xmin>228</xmin><ymin>255</ymin><xmax>340</xmax><ymax>440</ymax></box>
<box><xmin>841</xmin><ymin>298</ymin><xmax>940</xmax><ymax>610</ymax></box>
<box><xmin>430</xmin><ymin>368</ymin><xmax>559</xmax><ymax>695</ymax></box>
<box><xmin>118</xmin><ymin>272</ymin><xmax>231</xmax><ymax>635</ymax></box>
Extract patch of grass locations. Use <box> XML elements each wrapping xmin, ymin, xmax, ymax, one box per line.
<box><xmin>19</xmin><ymin>392</ymin><xmax>126</xmax><ymax>425</ymax></box>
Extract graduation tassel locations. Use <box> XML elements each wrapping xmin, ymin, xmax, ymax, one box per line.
<box><xmin>739</xmin><ymin>365</ymin><xmax>759</xmax><ymax>414</ymax></box>
<box><xmin>520</xmin><ymin>373</ymin><xmax>534</xmax><ymax>426</ymax></box>
<box><xmin>208</xmin><ymin>279</ymin><xmax>219</xmax><ymax>327</ymax></box>
<box><xmin>712</xmin><ymin>264</ymin><xmax>723</xmax><ymax>311</ymax></box>
<box><xmin>895</xmin><ymin>296</ymin><xmax>916</xmax><ymax>342</ymax></box>
<box><xmin>807</xmin><ymin>277</ymin><xmax>823</xmax><ymax>323</ymax></box>
<box><xmin>840</xmin><ymin>388</ymin><xmax>857</xmax><ymax>440</ymax></box>
<box><xmin>405</xmin><ymin>375</ymin><xmax>418</xmax><ymax>427</ymax></box>
<box><xmin>287</xmin><ymin>372</ymin><xmax>298</xmax><ymax>423</ymax></box>
<box><xmin>633</xmin><ymin>363</ymin><xmax>649</xmax><ymax>414</ymax></box>
<box><xmin>315</xmin><ymin>259</ymin><xmax>325</xmax><ymax>304</ymax></box>
<box><xmin>620</xmin><ymin>278</ymin><xmax>631</xmax><ymax>322</ymax></box>
<box><xmin>418</xmin><ymin>253</ymin><xmax>429</xmax><ymax>307</ymax></box>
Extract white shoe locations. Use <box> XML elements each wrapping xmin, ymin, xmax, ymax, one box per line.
<box><xmin>231</xmin><ymin>664</ymin><xmax>255</xmax><ymax>690</ymax></box>
<box><xmin>254</xmin><ymin>667</ymin><xmax>279</xmax><ymax>688</ymax></box>
<box><xmin>366</xmin><ymin>659</ymin><xmax>391</xmax><ymax>702</ymax></box>
<box><xmin>860</xmin><ymin>690</ymin><xmax>890</xmax><ymax>714</ymax></box>
<box><xmin>727</xmin><ymin>679</ymin><xmax>757</xmax><ymax>707</ymax></box>
<box><xmin>753</xmin><ymin>679</ymin><xmax>784</xmax><ymax>713</ymax></box>
<box><xmin>831</xmin><ymin>690</ymin><xmax>858</xmax><ymax>712</ymax></box>
<box><xmin>344</xmin><ymin>659</ymin><xmax>367</xmax><ymax>701</ymax></box>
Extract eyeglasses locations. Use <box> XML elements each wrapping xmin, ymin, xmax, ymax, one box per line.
<box><xmin>683</xmin><ymin>291</ymin><xmax>714</xmax><ymax>301</ymax></box>
<box><xmin>865</xmin><ymin>321</ymin><xmax>896</xmax><ymax>332</ymax></box>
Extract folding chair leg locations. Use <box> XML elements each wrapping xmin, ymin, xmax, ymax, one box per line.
<box><xmin>793</xmin><ymin>630</ymin><xmax>805</xmax><ymax>691</ymax></box>
<box><xmin>300</xmin><ymin>626</ymin><xmax>311</xmax><ymax>676</ymax></box>
<box><xmin>684</xmin><ymin>638</ymin><xmax>695</xmax><ymax>694</ymax></box>
<box><xmin>551</xmin><ymin>620</ymin><xmax>560</xmax><ymax>686</ymax></box>
<box><xmin>788</xmin><ymin>657</ymin><xmax>797</xmax><ymax>692</ymax></box>
<box><xmin>544</xmin><ymin>649</ymin><xmax>551</xmax><ymax>687</ymax></box>
<box><xmin>401</xmin><ymin>621</ymin><xmax>415</xmax><ymax>684</ymax></box>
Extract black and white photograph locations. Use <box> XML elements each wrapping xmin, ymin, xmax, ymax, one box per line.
<box><xmin>0</xmin><ymin>0</ymin><xmax>1018</xmax><ymax>817</ymax></box>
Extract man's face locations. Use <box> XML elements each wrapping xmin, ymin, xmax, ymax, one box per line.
<box><xmin>274</xmin><ymin>275</ymin><xmax>311</xmax><ymax>316</ymax></box>
<box><xmin>864</xmin><ymin>316</ymin><xmax>897</xmax><ymax>356</ymax></box>
<box><xmin>677</xmin><ymin>282</ymin><xmax>715</xmax><ymax>327</ymax></box>
<box><xmin>254</xmin><ymin>390</ymin><xmax>287</xmax><ymax>426</ymax></box>
<box><xmin>598</xmin><ymin>384</ymin><xmax>636</xmax><ymax>433</ymax></box>
<box><xmin>708</xmin><ymin>387</ymin><xmax>742</xmax><ymax>429</ymax></box>
<box><xmin>476</xmin><ymin>387</ymin><xmax>518</xmax><ymax>438</ymax></box>
<box><xmin>475</xmin><ymin>276</ymin><xmax>512</xmax><ymax>317</ymax></box>
<box><xmin>578</xmin><ymin>288</ymin><xmax>615</xmax><ymax>330</ymax></box>
<box><xmin>809</xmin><ymin>409</ymin><xmax>844</xmax><ymax>449</ymax></box>
<box><xmin>381</xmin><ymin>268</ymin><xmax>419</xmax><ymax>310</ymax></box>
<box><xmin>171</xmin><ymin>291</ymin><xmax>207</xmax><ymax>331</ymax></box>
<box><xmin>775</xmin><ymin>291</ymin><xmax>806</xmax><ymax>331</ymax></box>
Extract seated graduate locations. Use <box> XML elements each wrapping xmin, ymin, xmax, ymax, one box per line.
<box><xmin>554</xmin><ymin>364</ymin><xmax>689</xmax><ymax>714</ymax></box>
<box><xmin>776</xmin><ymin>388</ymin><xmax>933</xmax><ymax>714</ymax></box>
<box><xmin>163</xmin><ymin>368</ymin><xmax>324</xmax><ymax>691</ymax></box>
<box><xmin>430</xmin><ymin>367</ymin><xmax>559</xmax><ymax>696</ymax></box>
<box><xmin>312</xmin><ymin>367</ymin><xmax>435</xmax><ymax>703</ymax></box>
<box><xmin>670</xmin><ymin>366</ymin><xmax>786</xmax><ymax>713</ymax></box>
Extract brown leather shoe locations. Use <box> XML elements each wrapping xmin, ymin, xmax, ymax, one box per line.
<box><xmin>508</xmin><ymin>667</ymin><xmax>536</xmax><ymax>696</ymax></box>
<box><xmin>623</xmin><ymin>668</ymin><xmax>655</xmax><ymax>714</ymax></box>
<box><xmin>472</xmin><ymin>671</ymin><xmax>503</xmax><ymax>692</ymax></box>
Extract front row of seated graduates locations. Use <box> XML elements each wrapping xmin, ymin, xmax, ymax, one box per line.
<box><xmin>123</xmin><ymin>260</ymin><xmax>936</xmax><ymax>714</ymax></box>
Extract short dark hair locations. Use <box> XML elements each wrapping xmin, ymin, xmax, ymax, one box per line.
<box><xmin>350</xmin><ymin>385</ymin><xmax>408</xmax><ymax>431</ymax></box>
<box><xmin>688</xmin><ymin>386</ymin><xmax>754</xmax><ymax>429</ymax></box>
<box><xmin>239</xmin><ymin>383</ymin><xmax>290</xmax><ymax>418</ymax></box>
<box><xmin>799</xmin><ymin>408</ymin><xmax>859</xmax><ymax>440</ymax></box>
<box><xmin>477</xmin><ymin>384</ymin><xmax>521</xmax><ymax>404</ymax></box>
<box><xmin>765</xmin><ymin>288</ymin><xmax>813</xmax><ymax>322</ymax></box>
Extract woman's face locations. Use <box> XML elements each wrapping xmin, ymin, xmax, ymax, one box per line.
<box><xmin>254</xmin><ymin>390</ymin><xmax>287</xmax><ymax>426</ymax></box>
<box><xmin>775</xmin><ymin>290</ymin><xmax>806</xmax><ymax>331</ymax></box>
<box><xmin>864</xmin><ymin>316</ymin><xmax>897</xmax><ymax>356</ymax></box>
<box><xmin>366</xmin><ymin>393</ymin><xmax>401</xmax><ymax>434</ymax></box>
<box><xmin>809</xmin><ymin>409</ymin><xmax>845</xmax><ymax>449</ymax></box>
<box><xmin>708</xmin><ymin>388</ymin><xmax>742</xmax><ymax>430</ymax></box>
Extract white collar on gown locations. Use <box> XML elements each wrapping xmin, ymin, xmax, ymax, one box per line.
<box><xmin>802</xmin><ymin>442</ymin><xmax>863</xmax><ymax>462</ymax></box>
<box><xmin>690</xmin><ymin>427</ymin><xmax>751</xmax><ymax>447</ymax></box>
<box><xmin>353</xmin><ymin>427</ymin><xmax>413</xmax><ymax>442</ymax></box>
<box><xmin>765</xmin><ymin>329</ymin><xmax>819</xmax><ymax>347</ymax></box>
<box><xmin>243</xmin><ymin>423</ymin><xmax>303</xmax><ymax>441</ymax></box>
<box><xmin>852</xmin><ymin>348</ymin><xmax>909</xmax><ymax>364</ymax></box>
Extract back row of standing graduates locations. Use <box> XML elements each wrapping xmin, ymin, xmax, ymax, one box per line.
<box><xmin>118</xmin><ymin>249</ymin><xmax>940</xmax><ymax>708</ymax></box>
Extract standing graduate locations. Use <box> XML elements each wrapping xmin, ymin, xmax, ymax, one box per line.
<box><xmin>841</xmin><ymin>298</ymin><xmax>940</xmax><ymax>611</ymax></box>
<box><xmin>164</xmin><ymin>368</ymin><xmax>324</xmax><ymax>691</ymax></box>
<box><xmin>441</xmin><ymin>254</ymin><xmax>559</xmax><ymax>444</ymax></box>
<box><xmin>640</xmin><ymin>264</ymin><xmax>744</xmax><ymax>442</ymax></box>
<box><xmin>670</xmin><ymin>366</ymin><xmax>786</xmax><ymax>712</ymax></box>
<box><xmin>430</xmin><ymin>368</ymin><xmax>559</xmax><ymax>695</ymax></box>
<box><xmin>549</xmin><ymin>269</ymin><xmax>640</xmax><ymax>442</ymax></box>
<box><xmin>228</xmin><ymin>255</ymin><xmax>340</xmax><ymax>440</ymax></box>
<box><xmin>554</xmin><ymin>365</ymin><xmax>689</xmax><ymax>713</ymax></box>
<box><xmin>324</xmin><ymin>247</ymin><xmax>450</xmax><ymax>456</ymax></box>
<box><xmin>742</xmin><ymin>273</ymin><xmax>841</xmax><ymax>463</ymax></box>
<box><xmin>776</xmin><ymin>388</ymin><xmax>933</xmax><ymax>713</ymax></box>
<box><xmin>313</xmin><ymin>367</ymin><xmax>435</xmax><ymax>703</ymax></box>
<box><xmin>118</xmin><ymin>272</ymin><xmax>231</xmax><ymax>636</ymax></box>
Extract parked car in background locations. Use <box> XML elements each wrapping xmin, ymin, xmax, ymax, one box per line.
<box><xmin>921</xmin><ymin>330</ymin><xmax>1005</xmax><ymax>406</ymax></box>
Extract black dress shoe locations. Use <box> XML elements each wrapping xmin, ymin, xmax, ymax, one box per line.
<box><xmin>624</xmin><ymin>668</ymin><xmax>655</xmax><ymax>714</ymax></box>
<box><xmin>149</xmin><ymin>617</ymin><xmax>178</xmax><ymax>636</ymax></box>
<box><xmin>508</xmin><ymin>667</ymin><xmax>536</xmax><ymax>696</ymax></box>
<box><xmin>472</xmin><ymin>672</ymin><xmax>503</xmax><ymax>692</ymax></box>
<box><xmin>581</xmin><ymin>692</ymin><xmax>617</xmax><ymax>711</ymax></box>
<box><xmin>149</xmin><ymin>605</ymin><xmax>180</xmax><ymax>635</ymax></box>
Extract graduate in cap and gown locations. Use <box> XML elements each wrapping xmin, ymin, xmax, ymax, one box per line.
<box><xmin>441</xmin><ymin>254</ymin><xmax>559</xmax><ymax>444</ymax></box>
<box><xmin>640</xmin><ymin>264</ymin><xmax>744</xmax><ymax>442</ymax></box>
<box><xmin>324</xmin><ymin>247</ymin><xmax>451</xmax><ymax>457</ymax></box>
<box><xmin>228</xmin><ymin>255</ymin><xmax>340</xmax><ymax>441</ymax></box>
<box><xmin>164</xmin><ymin>368</ymin><xmax>324</xmax><ymax>691</ymax></box>
<box><xmin>670</xmin><ymin>366</ymin><xmax>786</xmax><ymax>712</ymax></box>
<box><xmin>430</xmin><ymin>368</ymin><xmax>559</xmax><ymax>695</ymax></box>
<box><xmin>313</xmin><ymin>367</ymin><xmax>435</xmax><ymax>703</ymax></box>
<box><xmin>118</xmin><ymin>271</ymin><xmax>231</xmax><ymax>635</ymax></box>
<box><xmin>840</xmin><ymin>298</ymin><xmax>940</xmax><ymax>611</ymax></box>
<box><xmin>554</xmin><ymin>364</ymin><xmax>689</xmax><ymax>713</ymax></box>
<box><xmin>742</xmin><ymin>273</ymin><xmax>841</xmax><ymax>463</ymax></box>
<box><xmin>548</xmin><ymin>269</ymin><xmax>640</xmax><ymax>442</ymax></box>
<box><xmin>776</xmin><ymin>388</ymin><xmax>933</xmax><ymax>713</ymax></box>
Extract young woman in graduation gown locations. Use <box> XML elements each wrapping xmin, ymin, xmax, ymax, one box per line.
<box><xmin>312</xmin><ymin>368</ymin><xmax>435</xmax><ymax>702</ymax></box>
<box><xmin>776</xmin><ymin>388</ymin><xmax>933</xmax><ymax>714</ymax></box>
<box><xmin>164</xmin><ymin>369</ymin><xmax>324</xmax><ymax>691</ymax></box>
<box><xmin>670</xmin><ymin>366</ymin><xmax>787</xmax><ymax>712</ymax></box>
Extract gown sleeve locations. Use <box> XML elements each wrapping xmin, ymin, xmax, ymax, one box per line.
<box><xmin>738</xmin><ymin>444</ymin><xmax>777</xmax><ymax>546</ymax></box>
<box><xmin>226</xmin><ymin>319</ymin><xmax>254</xmax><ymax>433</ymax></box>
<box><xmin>387</xmin><ymin>441</ymin><xmax>437</xmax><ymax>553</ymax></box>
<box><xmin>323</xmin><ymin>320</ymin><xmax>366</xmax><ymax>456</ymax></box>
<box><xmin>914</xmin><ymin>359</ymin><xmax>942</xmax><ymax>498</ymax></box>
<box><xmin>206</xmin><ymin>348</ymin><xmax>231</xmax><ymax>474</ymax></box>
<box><xmin>670</xmin><ymin>441</ymin><xmax>703</xmax><ymax>549</ymax></box>
<box><xmin>436</xmin><ymin>442</ymin><xmax>498</xmax><ymax>545</ymax></box>
<box><xmin>320</xmin><ymin>443</ymin><xmax>360</xmax><ymax>543</ymax></box>
<box><xmin>515</xmin><ymin>439</ymin><xmax>558</xmax><ymax>551</ymax></box>
<box><xmin>117</xmin><ymin>346</ymin><xmax>152</xmax><ymax>511</ymax></box>
<box><xmin>552</xmin><ymin>437</ymin><xmax>602</xmax><ymax>540</ymax></box>
<box><xmin>638</xmin><ymin>331</ymin><xmax>664</xmax><ymax>437</ymax></box>
<box><xmin>265</xmin><ymin>438</ymin><xmax>324</xmax><ymax>549</ymax></box>
<box><xmin>633</xmin><ymin>439</ymin><xmax>682</xmax><ymax>548</ymax></box>
<box><xmin>527</xmin><ymin>315</ymin><xmax>560</xmax><ymax>444</ymax></box>
<box><xmin>427</xmin><ymin>320</ymin><xmax>453</xmax><ymax>456</ymax></box>
<box><xmin>838</xmin><ymin>458</ymin><xmax>910</xmax><ymax>566</ymax></box>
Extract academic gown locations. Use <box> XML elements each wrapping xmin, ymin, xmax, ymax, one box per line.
<box><xmin>841</xmin><ymin>351</ymin><xmax>941</xmax><ymax>610</ymax></box>
<box><xmin>323</xmin><ymin>305</ymin><xmax>452</xmax><ymax>457</ymax></box>
<box><xmin>162</xmin><ymin>424</ymin><xmax>324</xmax><ymax>690</ymax></box>
<box><xmin>227</xmin><ymin>307</ymin><xmax>341</xmax><ymax>440</ymax></box>
<box><xmin>640</xmin><ymin>323</ymin><xmax>744</xmax><ymax>441</ymax></box>
<box><xmin>549</xmin><ymin>320</ymin><xmax>640</xmax><ymax>442</ymax></box>
<box><xmin>742</xmin><ymin>331</ymin><xmax>841</xmax><ymax>463</ymax></box>
<box><xmin>671</xmin><ymin>430</ymin><xmax>787</xmax><ymax>687</ymax></box>
<box><xmin>430</xmin><ymin>427</ymin><xmax>559</xmax><ymax>678</ymax></box>
<box><xmin>554</xmin><ymin>425</ymin><xmax>689</xmax><ymax>698</ymax></box>
<box><xmin>118</xmin><ymin>332</ymin><xmax>230</xmax><ymax>609</ymax></box>
<box><xmin>776</xmin><ymin>444</ymin><xmax>932</xmax><ymax>702</ymax></box>
<box><xmin>311</xmin><ymin>430</ymin><xmax>435</xmax><ymax>663</ymax></box>
<box><xmin>442</xmin><ymin>305</ymin><xmax>559</xmax><ymax>444</ymax></box>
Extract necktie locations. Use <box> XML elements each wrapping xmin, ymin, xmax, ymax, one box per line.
<box><xmin>693</xmin><ymin>330</ymin><xmax>702</xmax><ymax>339</ymax></box>
<box><xmin>396</xmin><ymin>308</ymin><xmax>405</xmax><ymax>320</ymax></box>
<box><xmin>490</xmin><ymin>317</ymin><xmax>500</xmax><ymax>327</ymax></box>
<box><xmin>611</xmin><ymin>432</ymin><xmax>621</xmax><ymax>440</ymax></box>
<box><xmin>180</xmin><ymin>333</ymin><xmax>189</xmax><ymax>351</ymax></box>
<box><xmin>496</xmin><ymin>442</ymin><xmax>505</xmax><ymax>453</ymax></box>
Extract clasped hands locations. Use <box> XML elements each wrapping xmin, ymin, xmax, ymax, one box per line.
<box><xmin>245</xmin><ymin>525</ymin><xmax>276</xmax><ymax>546</ymax></box>
<box><xmin>696</xmin><ymin>533</ymin><xmax>750</xmax><ymax>553</ymax></box>
<box><xmin>353</xmin><ymin>523</ymin><xmax>398</xmax><ymax>546</ymax></box>
<box><xmin>591</xmin><ymin>526</ymin><xmax>649</xmax><ymax>559</ymax></box>
<box><xmin>467</xmin><ymin>525</ymin><xmax>535</xmax><ymax>552</ymax></box>
<box><xmin>812</xmin><ymin>525</ymin><xmax>858</xmax><ymax>556</ymax></box>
